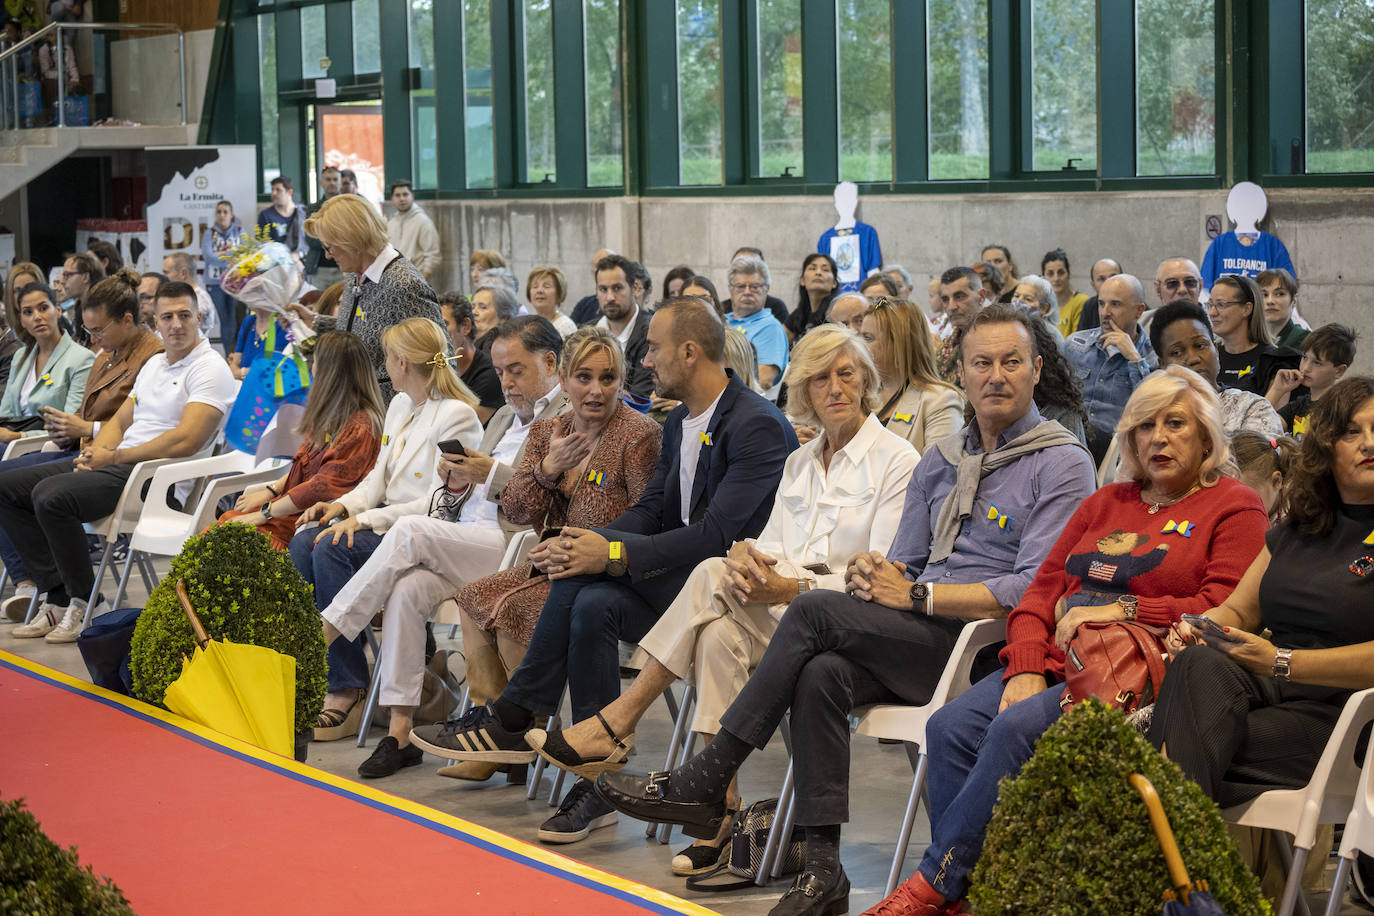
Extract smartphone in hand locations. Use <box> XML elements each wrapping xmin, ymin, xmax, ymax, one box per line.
<box><xmin>438</xmin><ymin>439</ymin><xmax>468</xmax><ymax>457</ymax></box>
<box><xmin>1180</xmin><ymin>613</ymin><xmax>1244</xmax><ymax>644</ymax></box>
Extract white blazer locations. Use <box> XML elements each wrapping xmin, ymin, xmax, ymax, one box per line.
<box><xmin>337</xmin><ymin>392</ymin><xmax>483</xmax><ymax>533</ymax></box>
<box><xmin>753</xmin><ymin>412</ymin><xmax>919</xmax><ymax>605</ymax></box>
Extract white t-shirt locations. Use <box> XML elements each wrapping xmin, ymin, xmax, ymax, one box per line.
<box><xmin>122</xmin><ymin>337</ymin><xmax>238</xmax><ymax>456</ymax></box>
<box><xmin>677</xmin><ymin>386</ymin><xmax>725</xmax><ymax>526</ymax></box>
<box><xmin>596</xmin><ymin>305</ymin><xmax>639</xmax><ymax>347</ymax></box>
<box><xmin>460</xmin><ymin>385</ymin><xmax>561</xmax><ymax>528</ymax></box>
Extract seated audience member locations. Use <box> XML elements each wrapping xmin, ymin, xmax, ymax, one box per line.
<box><xmin>448</xmin><ymin>328</ymin><xmax>662</xmax><ymax>784</ymax></box>
<box><xmin>927</xmin><ymin>276</ymin><xmax>952</xmax><ymax>340</ymax></box>
<box><xmin>468</xmin><ymin>249</ymin><xmax>505</xmax><ymax>292</ymax></box>
<box><xmin>527</xmin><ymin>267</ymin><xmax>578</xmax><ymax>339</ymax></box>
<box><xmin>681</xmin><ymin>275</ymin><xmax>724</xmax><ymax>317</ymax></box>
<box><xmin>292</xmin><ymin>318</ymin><xmax>484</xmax><ymax>740</ymax></box>
<box><xmin>530</xmin><ymin>325</ymin><xmax>920</xmax><ymax>861</ymax></box>
<box><xmin>5</xmin><ymin>282</ymin><xmax>237</xmax><ymax>642</ymax></box>
<box><xmin>858</xmin><ymin>273</ymin><xmax>898</xmax><ymax>303</ymax></box>
<box><xmin>1041</xmin><ymin>249</ymin><xmax>1088</xmax><ymax>336</ymax></box>
<box><xmin>979</xmin><ymin>244</ymin><xmax>1019</xmax><ymax>297</ymax></box>
<box><xmin>471</xmin><ymin>283</ymin><xmax>520</xmax><ymax>355</ymax></box>
<box><xmin>1150</xmin><ymin>300</ymin><xmax>1285</xmax><ymax>437</ymax></box>
<box><xmin>650</xmin><ymin>280</ymin><xmax>733</xmax><ymax>416</ymax></box>
<box><xmin>629</xmin><ymin>262</ymin><xmax>653</xmax><ymax>311</ymax></box>
<box><xmin>138</xmin><ymin>272</ymin><xmax>165</xmax><ymax>331</ymax></box>
<box><xmin>477</xmin><ymin>266</ymin><xmax>521</xmax><ymax>299</ymax></box>
<box><xmin>591</xmin><ymin>254</ymin><xmax>653</xmax><ymax>397</ymax></box>
<box><xmin>1231</xmin><ymin>429</ymin><xmax>1296</xmax><ymax>522</ymax></box>
<box><xmin>229</xmin><ymin>308</ymin><xmax>277</xmax><ymax>380</ymax></box>
<box><xmin>1071</xmin><ymin>257</ymin><xmax>1124</xmax><ymax>332</ymax></box>
<box><xmin>317</xmin><ymin>322</ymin><xmax>579</xmax><ymax>779</ymax></box>
<box><xmin>825</xmin><ymin>292</ymin><xmax>870</xmax><ymax>333</ymax></box>
<box><xmin>1064</xmin><ymin>274</ymin><xmax>1157</xmax><ymax>463</ymax></box>
<box><xmin>313</xmin><ymin>281</ymin><xmax>345</xmax><ymax>318</ymax></box>
<box><xmin>438</xmin><ymin>291</ymin><xmax>504</xmax><ymax>424</ymax></box>
<box><xmin>161</xmin><ymin>251</ymin><xmax>216</xmax><ymax>334</ymax></box>
<box><xmin>1258</xmin><ymin>267</ymin><xmax>1309</xmax><ymax>350</ymax></box>
<box><xmin>594</xmin><ymin>305</ymin><xmax>1097</xmax><ymax>905</ymax></box>
<box><xmin>86</xmin><ymin>241</ymin><xmax>123</xmax><ymax>276</ymax></box>
<box><xmin>1209</xmin><ymin>273</ymin><xmax>1299</xmax><ymax>396</ymax></box>
<box><xmin>1149</xmin><ymin>377</ymin><xmax>1374</xmax><ymax>814</ymax></box>
<box><xmin>0</xmin><ymin>281</ymin><xmax>92</xmax><ymax>443</ymax></box>
<box><xmin>2</xmin><ymin>263</ymin><xmax>43</xmax><ymax>383</ymax></box>
<box><xmin>969</xmin><ymin>262</ymin><xmax>1005</xmax><ymax>305</ymax></box>
<box><xmin>882</xmin><ymin>263</ymin><xmax>915</xmax><ymax>299</ymax></box>
<box><xmin>724</xmin><ymin>255</ymin><xmax>789</xmax><ymax>397</ymax></box>
<box><xmin>935</xmin><ymin>266</ymin><xmax>993</xmax><ymax>385</ymax></box>
<box><xmin>855</xmin><ymin>364</ymin><xmax>1267</xmax><ymax>915</ymax></box>
<box><xmin>410</xmin><ymin>298</ymin><xmax>798</xmax><ymax>842</ymax></box>
<box><xmin>720</xmin><ymin>247</ymin><xmax>789</xmax><ymax>325</ymax></box>
<box><xmin>219</xmin><ymin>332</ymin><xmax>384</xmax><ymax>548</ymax></box>
<box><xmin>788</xmin><ymin>253</ymin><xmax>840</xmax><ymax>339</ymax></box>
<box><xmin>1026</xmin><ymin>314</ymin><xmax>1090</xmax><ymax>445</ymax></box>
<box><xmin>663</xmin><ymin>265</ymin><xmax>695</xmax><ymax>300</ymax></box>
<box><xmin>1008</xmin><ymin>274</ymin><xmax>1063</xmax><ymax>340</ymax></box>
<box><xmin>1272</xmin><ymin>324</ymin><xmax>1357</xmax><ymax>436</ymax></box>
<box><xmin>570</xmin><ymin>248</ymin><xmax>617</xmax><ymax>327</ymax></box>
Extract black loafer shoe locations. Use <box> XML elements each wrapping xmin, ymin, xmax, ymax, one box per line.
<box><xmin>768</xmin><ymin>868</ymin><xmax>849</xmax><ymax>916</ymax></box>
<box><xmin>357</xmin><ymin>736</ymin><xmax>424</xmax><ymax>779</ymax></box>
<box><xmin>595</xmin><ymin>770</ymin><xmax>727</xmax><ymax>840</ymax></box>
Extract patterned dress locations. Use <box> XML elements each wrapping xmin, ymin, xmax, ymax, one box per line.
<box><xmin>455</xmin><ymin>402</ymin><xmax>662</xmax><ymax>645</ymax></box>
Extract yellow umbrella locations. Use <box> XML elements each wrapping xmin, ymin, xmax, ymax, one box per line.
<box><xmin>162</xmin><ymin>580</ymin><xmax>297</xmax><ymax>757</ymax></box>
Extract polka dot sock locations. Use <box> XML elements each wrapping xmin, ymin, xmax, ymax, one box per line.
<box><xmin>663</xmin><ymin>728</ymin><xmax>752</xmax><ymax>803</ymax></box>
<box><xmin>802</xmin><ymin>824</ymin><xmax>842</xmax><ymax>885</ymax></box>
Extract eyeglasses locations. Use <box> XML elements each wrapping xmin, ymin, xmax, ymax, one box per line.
<box><xmin>730</xmin><ymin>283</ymin><xmax>767</xmax><ymax>294</ymax></box>
<box><xmin>1161</xmin><ymin>277</ymin><xmax>1201</xmax><ymax>291</ymax></box>
<box><xmin>60</xmin><ymin>270</ymin><xmax>85</xmax><ymax>279</ymax></box>
<box><xmin>1207</xmin><ymin>298</ymin><xmax>1244</xmax><ymax>310</ymax></box>
<box><xmin>84</xmin><ymin>321</ymin><xmax>110</xmax><ymax>339</ymax></box>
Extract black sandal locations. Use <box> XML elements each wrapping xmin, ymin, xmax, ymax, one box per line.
<box><xmin>526</xmin><ymin>711</ymin><xmax>635</xmax><ymax>780</ymax></box>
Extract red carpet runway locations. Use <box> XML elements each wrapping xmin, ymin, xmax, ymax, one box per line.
<box><xmin>0</xmin><ymin>649</ymin><xmax>716</xmax><ymax>915</ymax></box>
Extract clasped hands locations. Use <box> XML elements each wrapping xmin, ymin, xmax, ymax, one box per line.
<box><xmin>845</xmin><ymin>550</ymin><xmax>913</xmax><ymax>609</ymax></box>
<box><xmin>723</xmin><ymin>541</ymin><xmax>797</xmax><ymax>606</ymax></box>
<box><xmin>532</xmin><ymin>526</ymin><xmax>611</xmax><ymax>580</ymax></box>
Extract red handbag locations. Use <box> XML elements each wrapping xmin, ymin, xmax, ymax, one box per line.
<box><xmin>1060</xmin><ymin>621</ymin><xmax>1170</xmax><ymax>713</ymax></box>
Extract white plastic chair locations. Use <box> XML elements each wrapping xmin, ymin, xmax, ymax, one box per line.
<box><xmin>2</xmin><ymin>432</ymin><xmax>53</xmax><ymax>461</ymax></box>
<box><xmin>1096</xmin><ymin>433</ymin><xmax>1122</xmax><ymax>487</ymax></box>
<box><xmin>81</xmin><ymin>457</ymin><xmax>182</xmax><ymax>625</ymax></box>
<box><xmin>1324</xmin><ymin>697</ymin><xmax>1374</xmax><ymax>916</ymax></box>
<box><xmin>1224</xmin><ymin>687</ymin><xmax>1374</xmax><ymax>916</ymax></box>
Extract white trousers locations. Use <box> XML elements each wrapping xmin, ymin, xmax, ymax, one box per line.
<box><xmin>636</xmin><ymin>555</ymin><xmax>803</xmax><ymax>735</ymax></box>
<box><xmin>323</xmin><ymin>515</ymin><xmax>508</xmax><ymax>707</ymax></box>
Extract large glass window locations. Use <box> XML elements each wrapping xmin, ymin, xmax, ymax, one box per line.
<box><xmin>926</xmin><ymin>0</ymin><xmax>987</xmax><ymax>179</ymax></box>
<box><xmin>258</xmin><ymin>13</ymin><xmax>280</xmax><ymax>188</ymax></box>
<box><xmin>301</xmin><ymin>5</ymin><xmax>327</xmax><ymax>79</ymax></box>
<box><xmin>353</xmin><ymin>0</ymin><xmax>381</xmax><ymax>74</ymax></box>
<box><xmin>1029</xmin><ymin>0</ymin><xmax>1096</xmax><ymax>171</ymax></box>
<box><xmin>754</xmin><ymin>0</ymin><xmax>803</xmax><ymax>178</ymax></box>
<box><xmin>1305</xmin><ymin>0</ymin><xmax>1374</xmax><ymax>174</ymax></box>
<box><xmin>584</xmin><ymin>0</ymin><xmax>624</xmax><ymax>187</ymax></box>
<box><xmin>464</xmin><ymin>1</ymin><xmax>495</xmax><ymax>189</ymax></box>
<box><xmin>414</xmin><ymin>95</ymin><xmax>438</xmax><ymax>188</ymax></box>
<box><xmin>1135</xmin><ymin>0</ymin><xmax>1214</xmax><ymax>176</ymax></box>
<box><xmin>835</xmin><ymin>0</ymin><xmax>892</xmax><ymax>182</ymax></box>
<box><xmin>408</xmin><ymin>0</ymin><xmax>434</xmax><ymax>71</ymax></box>
<box><xmin>522</xmin><ymin>0</ymin><xmax>557</xmax><ymax>184</ymax></box>
<box><xmin>677</xmin><ymin>1</ymin><xmax>724</xmax><ymax>185</ymax></box>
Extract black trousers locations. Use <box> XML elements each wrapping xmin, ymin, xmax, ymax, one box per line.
<box><xmin>718</xmin><ymin>589</ymin><xmax>967</xmax><ymax>826</ymax></box>
<box><xmin>0</xmin><ymin>459</ymin><xmax>133</xmax><ymax>604</ymax></box>
<box><xmin>1148</xmin><ymin>644</ymin><xmax>1350</xmax><ymax>808</ymax></box>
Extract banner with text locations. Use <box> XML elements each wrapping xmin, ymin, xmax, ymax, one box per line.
<box><xmin>145</xmin><ymin>145</ymin><xmax>257</xmax><ymax>283</ymax></box>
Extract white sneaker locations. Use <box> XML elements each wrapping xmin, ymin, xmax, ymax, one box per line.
<box><xmin>12</xmin><ymin>602</ymin><xmax>62</xmax><ymax>638</ymax></box>
<box><xmin>44</xmin><ymin>601</ymin><xmax>87</xmax><ymax>644</ymax></box>
<box><xmin>2</xmin><ymin>585</ymin><xmax>38</xmax><ymax>622</ymax></box>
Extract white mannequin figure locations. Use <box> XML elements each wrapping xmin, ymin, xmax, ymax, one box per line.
<box><xmin>832</xmin><ymin>181</ymin><xmax>858</xmax><ymax>230</ymax></box>
<box><xmin>1227</xmin><ymin>181</ymin><xmax>1268</xmax><ymax>238</ymax></box>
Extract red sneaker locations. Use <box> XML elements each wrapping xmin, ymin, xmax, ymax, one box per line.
<box><xmin>861</xmin><ymin>881</ymin><xmax>960</xmax><ymax>916</ymax></box>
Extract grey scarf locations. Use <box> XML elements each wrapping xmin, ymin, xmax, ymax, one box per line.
<box><xmin>928</xmin><ymin>419</ymin><xmax>1087</xmax><ymax>565</ymax></box>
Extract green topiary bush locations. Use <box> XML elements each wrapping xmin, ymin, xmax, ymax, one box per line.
<box><xmin>1</xmin><ymin>796</ymin><xmax>132</xmax><ymax>914</ymax></box>
<box><xmin>130</xmin><ymin>522</ymin><xmax>326</xmax><ymax>735</ymax></box>
<box><xmin>970</xmin><ymin>699</ymin><xmax>1272</xmax><ymax>916</ymax></box>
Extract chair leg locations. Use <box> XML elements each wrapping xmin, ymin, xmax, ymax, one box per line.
<box><xmin>528</xmin><ymin>710</ymin><xmax>561</xmax><ymax>801</ymax></box>
<box><xmin>657</xmin><ymin>731</ymin><xmax>698</xmax><ymax>845</ymax></box>
<box><xmin>756</xmin><ymin>759</ymin><xmax>795</xmax><ymax>887</ymax></box>
<box><xmin>548</xmin><ymin>763</ymin><xmax>568</xmax><ymax>806</ymax></box>
<box><xmin>85</xmin><ymin>541</ymin><xmax>112</xmax><ymax>614</ymax></box>
<box><xmin>649</xmin><ymin>685</ymin><xmax>696</xmax><ymax>838</ymax></box>
<box><xmin>662</xmin><ymin>684</ymin><xmax>679</xmax><ymax>722</ymax></box>
<box><xmin>22</xmin><ymin>589</ymin><xmax>41</xmax><ymax>623</ymax></box>
<box><xmin>885</xmin><ymin>746</ymin><xmax>929</xmax><ymax>896</ymax></box>
<box><xmin>107</xmin><ymin>548</ymin><xmax>138</xmax><ymax>614</ymax></box>
<box><xmin>357</xmin><ymin>629</ymin><xmax>383</xmax><ymax>749</ymax></box>
<box><xmin>138</xmin><ymin>554</ymin><xmax>160</xmax><ymax>594</ymax></box>
<box><xmin>1273</xmin><ymin>833</ymin><xmax>1314</xmax><ymax>916</ymax></box>
<box><xmin>1324</xmin><ymin>855</ymin><xmax>1354</xmax><ymax>916</ymax></box>
<box><xmin>771</xmin><ymin>776</ymin><xmax>799</xmax><ymax>879</ymax></box>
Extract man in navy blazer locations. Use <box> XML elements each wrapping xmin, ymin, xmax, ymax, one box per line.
<box><xmin>412</xmin><ymin>297</ymin><xmax>798</xmax><ymax>840</ymax></box>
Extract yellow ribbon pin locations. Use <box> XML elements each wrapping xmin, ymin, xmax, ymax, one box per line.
<box><xmin>40</xmin><ymin>373</ymin><xmax>53</xmax><ymax>387</ymax></box>
<box><xmin>1237</xmin><ymin>365</ymin><xmax>1254</xmax><ymax>379</ymax></box>
<box><xmin>1364</xmin><ymin>529</ymin><xmax>1374</xmax><ymax>547</ymax></box>
<box><xmin>355</xmin><ymin>306</ymin><xmax>365</xmax><ymax>323</ymax></box>
<box><xmin>892</xmin><ymin>412</ymin><xmax>913</xmax><ymax>424</ymax></box>
<box><xmin>699</xmin><ymin>431</ymin><xmax>712</xmax><ymax>446</ymax></box>
<box><xmin>986</xmin><ymin>504</ymin><xmax>1012</xmax><ymax>529</ymax></box>
<box><xmin>381</xmin><ymin>434</ymin><xmax>390</xmax><ymax>445</ymax></box>
<box><xmin>1162</xmin><ymin>519</ymin><xmax>1194</xmax><ymax>538</ymax></box>
<box><xmin>1293</xmin><ymin>415</ymin><xmax>1309</xmax><ymax>436</ymax></box>
<box><xmin>587</xmin><ymin>470</ymin><xmax>605</xmax><ymax>486</ymax></box>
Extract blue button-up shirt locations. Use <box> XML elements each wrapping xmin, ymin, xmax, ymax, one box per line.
<box><xmin>887</xmin><ymin>406</ymin><xmax>1098</xmax><ymax>611</ymax></box>
<box><xmin>1063</xmin><ymin>325</ymin><xmax>1156</xmax><ymax>438</ymax></box>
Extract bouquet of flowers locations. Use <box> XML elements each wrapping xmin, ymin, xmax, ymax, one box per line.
<box><xmin>220</xmin><ymin>227</ymin><xmax>313</xmax><ymax>341</ymax></box>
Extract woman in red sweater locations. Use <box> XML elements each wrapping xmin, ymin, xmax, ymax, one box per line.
<box><xmin>867</xmin><ymin>364</ymin><xmax>1269</xmax><ymax>916</ymax></box>
<box><xmin>219</xmin><ymin>332</ymin><xmax>384</xmax><ymax>548</ymax></box>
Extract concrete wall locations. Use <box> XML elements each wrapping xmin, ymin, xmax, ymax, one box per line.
<box><xmin>415</xmin><ymin>187</ymin><xmax>1374</xmax><ymax>375</ymax></box>
<box><xmin>110</xmin><ymin>27</ymin><xmax>214</xmax><ymax>125</ymax></box>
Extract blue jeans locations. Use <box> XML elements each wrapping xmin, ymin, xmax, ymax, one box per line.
<box><xmin>916</xmin><ymin>669</ymin><xmax>1066</xmax><ymax>900</ymax></box>
<box><xmin>0</xmin><ymin>448</ymin><xmax>77</xmax><ymax>582</ymax></box>
<box><xmin>208</xmin><ymin>284</ymin><xmax>237</xmax><ymax>350</ymax></box>
<box><xmin>288</xmin><ymin>525</ymin><xmax>385</xmax><ymax>693</ymax></box>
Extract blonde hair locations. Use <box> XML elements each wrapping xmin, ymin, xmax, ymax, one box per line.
<box><xmin>526</xmin><ymin>266</ymin><xmax>568</xmax><ymax>305</ymax></box>
<box><xmin>723</xmin><ymin>327</ymin><xmax>761</xmax><ymax>393</ymax></box>
<box><xmin>1115</xmin><ymin>365</ymin><xmax>1231</xmax><ymax>486</ymax></box>
<box><xmin>381</xmin><ymin>317</ymin><xmax>478</xmax><ymax>406</ymax></box>
<box><xmin>783</xmin><ymin>325</ymin><xmax>882</xmax><ymax>428</ymax></box>
<box><xmin>304</xmin><ymin>194</ymin><xmax>389</xmax><ymax>260</ymax></box>
<box><xmin>5</xmin><ymin>261</ymin><xmax>43</xmax><ymax>330</ymax></box>
<box><xmin>559</xmin><ymin>326</ymin><xmax>626</xmax><ymax>388</ymax></box>
<box><xmin>863</xmin><ymin>298</ymin><xmax>959</xmax><ymax>396</ymax></box>
<box><xmin>469</xmin><ymin>249</ymin><xmax>506</xmax><ymax>271</ymax></box>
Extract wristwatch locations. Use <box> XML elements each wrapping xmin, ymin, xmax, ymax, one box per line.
<box><xmin>909</xmin><ymin>582</ymin><xmax>932</xmax><ymax>616</ymax></box>
<box><xmin>260</xmin><ymin>501</ymin><xmax>273</xmax><ymax>520</ymax></box>
<box><xmin>1273</xmin><ymin>647</ymin><xmax>1294</xmax><ymax>681</ymax></box>
<box><xmin>1117</xmin><ymin>594</ymin><xmax>1139</xmax><ymax>621</ymax></box>
<box><xmin>606</xmin><ymin>541</ymin><xmax>628</xmax><ymax>577</ymax></box>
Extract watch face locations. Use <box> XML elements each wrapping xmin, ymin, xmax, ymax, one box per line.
<box><xmin>909</xmin><ymin>582</ymin><xmax>928</xmax><ymax>600</ymax></box>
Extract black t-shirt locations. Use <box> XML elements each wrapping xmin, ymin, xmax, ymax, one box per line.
<box><xmin>1216</xmin><ymin>344</ymin><xmax>1299</xmax><ymax>396</ymax></box>
<box><xmin>1260</xmin><ymin>504</ymin><xmax>1374</xmax><ymax>650</ymax></box>
<box><xmin>461</xmin><ymin>347</ymin><xmax>505</xmax><ymax>421</ymax></box>
<box><xmin>1279</xmin><ymin>394</ymin><xmax>1313</xmax><ymax>437</ymax></box>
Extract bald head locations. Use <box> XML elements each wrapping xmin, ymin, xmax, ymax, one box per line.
<box><xmin>1154</xmin><ymin>257</ymin><xmax>1202</xmax><ymax>306</ymax></box>
<box><xmin>1100</xmin><ymin>274</ymin><xmax>1147</xmax><ymax>335</ymax></box>
<box><xmin>591</xmin><ymin>248</ymin><xmax>616</xmax><ymax>270</ymax></box>
<box><xmin>1090</xmin><ymin>259</ymin><xmax>1122</xmax><ymax>293</ymax></box>
<box><xmin>660</xmin><ymin>296</ymin><xmax>726</xmax><ymax>362</ymax></box>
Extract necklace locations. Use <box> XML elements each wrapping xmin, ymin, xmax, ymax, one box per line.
<box><xmin>1142</xmin><ymin>482</ymin><xmax>1201</xmax><ymax>515</ymax></box>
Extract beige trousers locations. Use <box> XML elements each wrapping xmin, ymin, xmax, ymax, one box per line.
<box><xmin>637</xmin><ymin>555</ymin><xmax>804</xmax><ymax>735</ymax></box>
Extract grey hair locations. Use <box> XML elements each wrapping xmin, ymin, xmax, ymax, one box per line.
<box><xmin>475</xmin><ymin>283</ymin><xmax>519</xmax><ymax>320</ymax></box>
<box><xmin>728</xmin><ymin>255</ymin><xmax>771</xmax><ymax>289</ymax></box>
<box><xmin>782</xmin><ymin>324</ymin><xmax>882</xmax><ymax>428</ymax></box>
<box><xmin>476</xmin><ymin>267</ymin><xmax>519</xmax><ymax>293</ymax></box>
<box><xmin>1017</xmin><ymin>274</ymin><xmax>1059</xmax><ymax>310</ymax></box>
<box><xmin>829</xmin><ymin>292</ymin><xmax>870</xmax><ymax>314</ymax></box>
<box><xmin>882</xmin><ymin>264</ymin><xmax>913</xmax><ymax>287</ymax></box>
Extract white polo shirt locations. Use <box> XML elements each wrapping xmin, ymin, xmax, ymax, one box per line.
<box><xmin>122</xmin><ymin>337</ymin><xmax>238</xmax><ymax>457</ymax></box>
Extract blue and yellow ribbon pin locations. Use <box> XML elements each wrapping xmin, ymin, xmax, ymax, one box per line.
<box><xmin>986</xmin><ymin>504</ymin><xmax>1012</xmax><ymax>529</ymax></box>
<box><xmin>40</xmin><ymin>373</ymin><xmax>53</xmax><ymax>387</ymax></box>
<box><xmin>699</xmin><ymin>431</ymin><xmax>712</xmax><ymax>446</ymax></box>
<box><xmin>1293</xmin><ymin>415</ymin><xmax>1309</xmax><ymax>436</ymax></box>
<box><xmin>1237</xmin><ymin>365</ymin><xmax>1254</xmax><ymax>379</ymax></box>
<box><xmin>381</xmin><ymin>433</ymin><xmax>390</xmax><ymax>445</ymax></box>
<box><xmin>1364</xmin><ymin>529</ymin><xmax>1374</xmax><ymax>546</ymax></box>
<box><xmin>587</xmin><ymin>469</ymin><xmax>605</xmax><ymax>487</ymax></box>
<box><xmin>1162</xmin><ymin>519</ymin><xmax>1193</xmax><ymax>538</ymax></box>
<box><xmin>355</xmin><ymin>306</ymin><xmax>366</xmax><ymax>323</ymax></box>
<box><xmin>891</xmin><ymin>412</ymin><xmax>913</xmax><ymax>424</ymax></box>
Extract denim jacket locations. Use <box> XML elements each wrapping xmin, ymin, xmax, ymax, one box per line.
<box><xmin>1063</xmin><ymin>325</ymin><xmax>1156</xmax><ymax>436</ymax></box>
